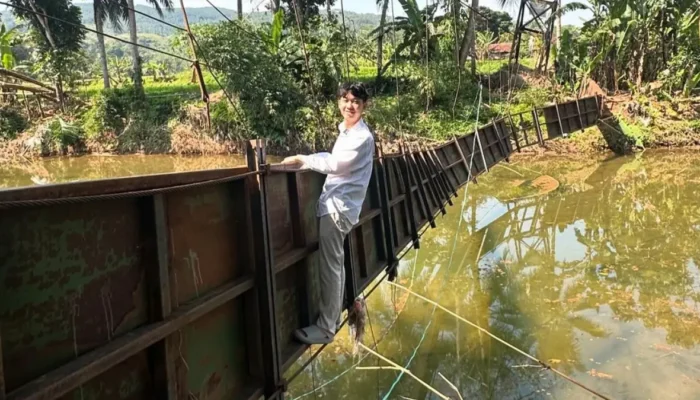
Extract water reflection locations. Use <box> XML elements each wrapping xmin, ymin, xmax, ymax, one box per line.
<box><xmin>0</xmin><ymin>154</ymin><xmax>257</xmax><ymax>188</ymax></box>
<box><xmin>288</xmin><ymin>151</ymin><xmax>700</xmax><ymax>400</ymax></box>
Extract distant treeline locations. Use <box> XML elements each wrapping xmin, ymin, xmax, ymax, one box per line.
<box><xmin>1</xmin><ymin>4</ymin><xmax>384</xmax><ymax>36</ymax></box>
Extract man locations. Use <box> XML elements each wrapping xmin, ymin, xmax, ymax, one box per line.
<box><xmin>281</xmin><ymin>82</ymin><xmax>375</xmax><ymax>345</ymax></box>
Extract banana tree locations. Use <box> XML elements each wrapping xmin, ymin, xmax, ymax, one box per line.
<box><xmin>475</xmin><ymin>30</ymin><xmax>496</xmax><ymax>60</ymax></box>
<box><xmin>0</xmin><ymin>23</ymin><xmax>17</xmax><ymax>70</ymax></box>
<box><xmin>370</xmin><ymin>0</ymin><xmax>443</xmax><ymax>76</ymax></box>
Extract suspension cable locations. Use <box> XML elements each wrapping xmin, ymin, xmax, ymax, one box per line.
<box><xmin>339</xmin><ymin>0</ymin><xmax>351</xmax><ymax>78</ymax></box>
<box><xmin>383</xmin><ymin>87</ymin><xmax>483</xmax><ymax>397</ymax></box>
<box><xmin>289</xmin><ymin>0</ymin><xmax>327</xmax><ymax>135</ymax></box>
<box><xmin>0</xmin><ymin>1</ymin><xmax>198</xmax><ymax>65</ymax></box>
<box><xmin>389</xmin><ymin>0</ymin><xmax>403</xmax><ymax>138</ymax></box>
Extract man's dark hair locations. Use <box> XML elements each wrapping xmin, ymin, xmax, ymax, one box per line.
<box><xmin>338</xmin><ymin>82</ymin><xmax>370</xmax><ymax>102</ymax></box>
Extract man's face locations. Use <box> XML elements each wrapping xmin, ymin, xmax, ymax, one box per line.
<box><xmin>338</xmin><ymin>93</ymin><xmax>365</xmax><ymax>126</ymax></box>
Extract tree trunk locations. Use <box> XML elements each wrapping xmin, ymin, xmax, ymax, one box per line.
<box><xmin>376</xmin><ymin>0</ymin><xmax>389</xmax><ymax>78</ymax></box>
<box><xmin>554</xmin><ymin>0</ymin><xmax>561</xmax><ymax>51</ymax></box>
<box><xmin>326</xmin><ymin>0</ymin><xmax>332</xmax><ymax>19</ymax></box>
<box><xmin>453</xmin><ymin>0</ymin><xmax>461</xmax><ymax>67</ymax></box>
<box><xmin>127</xmin><ymin>0</ymin><xmax>144</xmax><ymax>97</ymax></box>
<box><xmin>95</xmin><ymin>3</ymin><xmax>111</xmax><ymax>89</ymax></box>
<box><xmin>459</xmin><ymin>0</ymin><xmax>478</xmax><ymax>75</ymax></box>
<box><xmin>26</xmin><ymin>1</ymin><xmax>57</xmax><ymax>48</ymax></box>
<box><xmin>635</xmin><ymin>29</ymin><xmax>647</xmax><ymax>88</ymax></box>
<box><xmin>271</xmin><ymin>0</ymin><xmax>280</xmax><ymax>12</ymax></box>
<box><xmin>238</xmin><ymin>0</ymin><xmax>243</xmax><ymax>19</ymax></box>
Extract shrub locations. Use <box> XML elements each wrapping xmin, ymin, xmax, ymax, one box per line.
<box><xmin>80</xmin><ymin>89</ymin><xmax>131</xmax><ymax>137</ymax></box>
<box><xmin>40</xmin><ymin>118</ymin><xmax>86</xmax><ymax>155</ymax></box>
<box><xmin>0</xmin><ymin>107</ymin><xmax>28</xmax><ymax>139</ymax></box>
<box><xmin>194</xmin><ymin>21</ymin><xmax>305</xmax><ymax>142</ymax></box>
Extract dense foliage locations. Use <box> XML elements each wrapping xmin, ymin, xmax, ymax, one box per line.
<box><xmin>556</xmin><ymin>0</ymin><xmax>700</xmax><ymax>95</ymax></box>
<box><xmin>0</xmin><ymin>0</ymin><xmax>698</xmax><ymax>157</ymax></box>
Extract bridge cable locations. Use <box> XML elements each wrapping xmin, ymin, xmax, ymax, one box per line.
<box><xmin>382</xmin><ymin>87</ymin><xmax>483</xmax><ymax>399</ymax></box>
<box><xmin>0</xmin><ymin>1</ymin><xmax>198</xmax><ymax>65</ymax></box>
<box><xmin>387</xmin><ymin>281</ymin><xmax>614</xmax><ymax>400</ymax></box>
<box><xmin>289</xmin><ymin>0</ymin><xmax>329</xmax><ymax>139</ymax></box>
<box><xmin>339</xmin><ymin>0</ymin><xmax>351</xmax><ymax>78</ymax></box>
<box><xmin>288</xmin><ymin>250</ymin><xmax>420</xmax><ymax>400</ymax></box>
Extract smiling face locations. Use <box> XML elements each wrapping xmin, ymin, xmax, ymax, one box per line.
<box><xmin>338</xmin><ymin>93</ymin><xmax>366</xmax><ymax>128</ymax></box>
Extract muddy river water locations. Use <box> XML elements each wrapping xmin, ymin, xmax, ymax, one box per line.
<box><xmin>2</xmin><ymin>151</ymin><xmax>700</xmax><ymax>399</ymax></box>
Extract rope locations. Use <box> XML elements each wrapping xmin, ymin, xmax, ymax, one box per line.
<box><xmin>389</xmin><ymin>0</ymin><xmax>403</xmax><ymax>137</ymax></box>
<box><xmin>382</xmin><ymin>102</ymin><xmax>483</xmax><ymax>397</ymax></box>
<box><xmin>0</xmin><ymin>170</ymin><xmax>261</xmax><ymax>209</ymax></box>
<box><xmin>289</xmin><ymin>0</ymin><xmax>327</xmax><ymax>136</ymax></box>
<box><xmin>0</xmin><ymin>1</ymin><xmax>198</xmax><ymax>65</ymax></box>
<box><xmin>291</xmin><ymin>248</ymin><xmax>421</xmax><ymax>400</ymax></box>
<box><xmin>386</xmin><ymin>282</ymin><xmax>614</xmax><ymax>400</ymax></box>
<box><xmin>191</xmin><ymin>35</ymin><xmax>253</xmax><ymax>135</ymax></box>
<box><xmin>339</xmin><ymin>0</ymin><xmax>351</xmax><ymax>78</ymax></box>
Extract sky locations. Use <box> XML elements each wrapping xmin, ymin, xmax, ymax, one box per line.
<box><xmin>0</xmin><ymin>0</ymin><xmax>592</xmax><ymax>28</ymax></box>
<box><xmin>160</xmin><ymin>0</ymin><xmax>593</xmax><ymax>27</ymax></box>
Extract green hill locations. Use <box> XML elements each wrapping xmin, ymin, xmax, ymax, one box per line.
<box><xmin>72</xmin><ymin>3</ymin><xmax>382</xmax><ymax>36</ymax></box>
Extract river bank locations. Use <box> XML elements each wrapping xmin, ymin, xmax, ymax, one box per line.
<box><xmin>2</xmin><ymin>89</ymin><xmax>698</xmax><ymax>167</ymax></box>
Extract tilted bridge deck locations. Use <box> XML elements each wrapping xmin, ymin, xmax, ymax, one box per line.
<box><xmin>0</xmin><ymin>96</ymin><xmax>602</xmax><ymax>400</ymax></box>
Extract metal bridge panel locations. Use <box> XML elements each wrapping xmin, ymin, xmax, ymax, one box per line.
<box><xmin>0</xmin><ymin>200</ymin><xmax>150</xmax><ymax>393</ymax></box>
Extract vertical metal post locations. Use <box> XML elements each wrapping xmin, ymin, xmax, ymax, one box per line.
<box><xmin>146</xmin><ymin>194</ymin><xmax>179</xmax><ymax>400</ymax></box>
<box><xmin>404</xmin><ymin>144</ymin><xmax>435</xmax><ymax>228</ymax></box>
<box><xmin>397</xmin><ymin>148</ymin><xmax>420</xmax><ymax>249</ymax></box>
<box><xmin>376</xmin><ymin>144</ymin><xmax>399</xmax><ymax>280</ymax></box>
<box><xmin>452</xmin><ymin>137</ymin><xmax>471</xmax><ymax>184</ymax></box>
<box><xmin>0</xmin><ymin>329</ymin><xmax>5</xmax><ymax>400</ymax></box>
<box><xmin>532</xmin><ymin>109</ymin><xmax>545</xmax><ymax>145</ymax></box>
<box><xmin>420</xmin><ymin>144</ymin><xmax>454</xmax><ymax>206</ymax></box>
<box><xmin>428</xmin><ymin>146</ymin><xmax>458</xmax><ymax>199</ymax></box>
<box><xmin>554</xmin><ymin>103</ymin><xmax>565</xmax><ymax>137</ymax></box>
<box><xmin>412</xmin><ymin>143</ymin><xmax>446</xmax><ymax>215</ymax></box>
<box><xmin>246</xmin><ymin>140</ymin><xmax>284</xmax><ymax>400</ymax></box>
<box><xmin>492</xmin><ymin>119</ymin><xmax>510</xmax><ymax>161</ymax></box>
<box><xmin>574</xmin><ymin>98</ymin><xmax>585</xmax><ymax>132</ymax></box>
<box><xmin>507</xmin><ymin>113</ymin><xmax>521</xmax><ymax>152</ymax></box>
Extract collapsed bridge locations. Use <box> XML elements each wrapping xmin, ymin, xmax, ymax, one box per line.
<box><xmin>0</xmin><ymin>96</ymin><xmax>602</xmax><ymax>400</ymax></box>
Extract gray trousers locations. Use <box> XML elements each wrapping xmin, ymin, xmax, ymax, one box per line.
<box><xmin>316</xmin><ymin>213</ymin><xmax>353</xmax><ymax>334</ymax></box>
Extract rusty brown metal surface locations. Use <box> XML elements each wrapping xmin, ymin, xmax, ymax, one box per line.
<box><xmin>0</xmin><ymin>98</ymin><xmax>602</xmax><ymax>399</ymax></box>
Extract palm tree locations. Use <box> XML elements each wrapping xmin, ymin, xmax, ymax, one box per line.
<box><xmin>125</xmin><ymin>0</ymin><xmax>173</xmax><ymax>97</ymax></box>
<box><xmin>93</xmin><ymin>0</ymin><xmax>128</xmax><ymax>89</ymax></box>
<box><xmin>375</xmin><ymin>0</ymin><xmax>390</xmax><ymax>79</ymax></box>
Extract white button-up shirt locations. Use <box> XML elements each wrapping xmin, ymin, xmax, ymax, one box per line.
<box><xmin>300</xmin><ymin>119</ymin><xmax>375</xmax><ymax>225</ymax></box>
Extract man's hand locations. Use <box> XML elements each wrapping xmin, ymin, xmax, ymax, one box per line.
<box><xmin>281</xmin><ymin>155</ymin><xmax>304</xmax><ymax>168</ymax></box>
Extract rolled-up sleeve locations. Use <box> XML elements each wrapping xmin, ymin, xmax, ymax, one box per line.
<box><xmin>301</xmin><ymin>134</ymin><xmax>373</xmax><ymax>175</ymax></box>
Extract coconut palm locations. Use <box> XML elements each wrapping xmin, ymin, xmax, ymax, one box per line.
<box><xmin>125</xmin><ymin>0</ymin><xmax>173</xmax><ymax>97</ymax></box>
<box><xmin>93</xmin><ymin>0</ymin><xmax>128</xmax><ymax>89</ymax></box>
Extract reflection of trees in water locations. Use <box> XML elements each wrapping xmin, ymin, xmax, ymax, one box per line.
<box><xmin>290</xmin><ymin>152</ymin><xmax>700</xmax><ymax>399</ymax></box>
